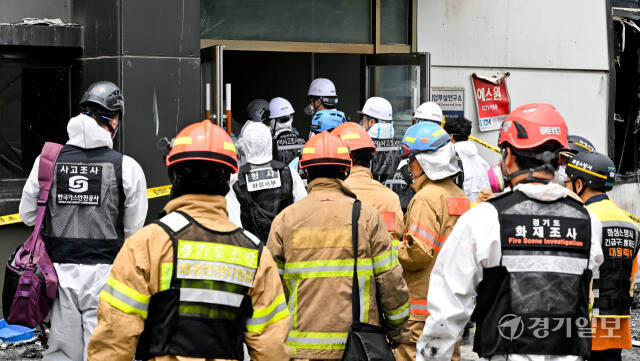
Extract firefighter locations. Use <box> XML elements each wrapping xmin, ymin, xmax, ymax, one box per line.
<box><xmin>88</xmin><ymin>120</ymin><xmax>291</xmax><ymax>361</ymax></box>
<box><xmin>332</xmin><ymin>122</ymin><xmax>404</xmax><ymax>257</ymax></box>
<box><xmin>267</xmin><ymin>131</ymin><xmax>410</xmax><ymax>360</ymax></box>
<box><xmin>359</xmin><ymin>96</ymin><xmax>402</xmax><ymax>184</ymax></box>
<box><xmin>19</xmin><ymin>81</ymin><xmax>148</xmax><ymax>361</ymax></box>
<box><xmin>417</xmin><ymin>103</ymin><xmax>604</xmax><ymax>361</ymax></box>
<box><xmin>269</xmin><ymin>97</ymin><xmax>305</xmax><ymax>166</ymax></box>
<box><xmin>385</xmin><ymin>102</ymin><xmax>445</xmax><ymax>210</ymax></box>
<box><xmin>565</xmin><ymin>151</ymin><xmax>639</xmax><ymax>361</ymax></box>
<box><xmin>396</xmin><ymin>121</ymin><xmax>469</xmax><ymax>361</ymax></box>
<box><xmin>227</xmin><ymin>121</ymin><xmax>307</xmax><ymax>243</ymax></box>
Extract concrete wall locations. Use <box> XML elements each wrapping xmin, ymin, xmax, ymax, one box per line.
<box><xmin>418</xmin><ymin>0</ymin><xmax>610</xmax><ymax>163</ymax></box>
<box><xmin>0</xmin><ymin>0</ymin><xmax>72</xmax><ymax>23</ymax></box>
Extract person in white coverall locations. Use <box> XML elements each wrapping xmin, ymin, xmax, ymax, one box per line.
<box><xmin>417</xmin><ymin>103</ymin><xmax>604</xmax><ymax>361</ymax></box>
<box><xmin>19</xmin><ymin>81</ymin><xmax>147</xmax><ymax>361</ymax></box>
<box><xmin>442</xmin><ymin>117</ymin><xmax>491</xmax><ymax>203</ymax></box>
<box><xmin>226</xmin><ymin>122</ymin><xmax>306</xmax><ymax>240</ymax></box>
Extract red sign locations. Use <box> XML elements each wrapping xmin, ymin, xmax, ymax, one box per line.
<box><xmin>471</xmin><ymin>73</ymin><xmax>511</xmax><ymax>132</ymax></box>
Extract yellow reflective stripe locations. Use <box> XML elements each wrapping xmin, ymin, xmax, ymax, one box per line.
<box><xmin>340</xmin><ymin>133</ymin><xmax>361</xmax><ymax>140</ymax></box>
<box><xmin>404</xmin><ymin>136</ymin><xmax>416</xmax><ymax>143</ymax></box>
<box><xmin>275</xmin><ymin>261</ymin><xmax>284</xmax><ymax>276</ymax></box>
<box><xmin>286</xmin><ymin>330</ymin><xmax>348</xmax><ymax>350</ymax></box>
<box><xmin>372</xmin><ymin>250</ymin><xmax>398</xmax><ymax>274</ymax></box>
<box><xmin>246</xmin><ymin>293</ymin><xmax>289</xmax><ymax>333</ymax></box>
<box><xmin>283</xmin><ymin>258</ymin><xmax>374</xmax><ymax>279</ymax></box>
<box><xmin>302</xmin><ymin>147</ymin><xmax>315</xmax><ymax>154</ymax></box>
<box><xmin>285</xmin><ymin>258</ymin><xmax>372</xmax><ymax>268</ymax></box>
<box><xmin>363</xmin><ymin>276</ymin><xmax>370</xmax><ymax>323</ymax></box>
<box><xmin>160</xmin><ymin>263</ymin><xmax>172</xmax><ymax>291</ymax></box>
<box><xmin>386</xmin><ymin>300</ymin><xmax>410</xmax><ymax>325</ymax></box>
<box><xmin>567</xmin><ymin>163</ymin><xmax>608</xmax><ymax>180</ymax></box>
<box><xmin>432</xmin><ymin>129</ymin><xmax>445</xmax><ymax>137</ymax></box>
<box><xmin>99</xmin><ymin>290</ymin><xmax>148</xmax><ymax>319</ymax></box>
<box><xmin>224</xmin><ymin>141</ymin><xmax>237</xmax><ymax>153</ymax></box>
<box><xmin>337</xmin><ymin>146</ymin><xmax>349</xmax><ymax>154</ymax></box>
<box><xmin>173</xmin><ymin>136</ymin><xmax>192</xmax><ymax>146</ymax></box>
<box><xmin>177</xmin><ymin>240</ymin><xmax>259</xmax><ymax>268</ymax></box>
<box><xmin>592</xmin><ymin>314</ymin><xmax>630</xmax><ymax>318</ymax></box>
<box><xmin>105</xmin><ymin>277</ymin><xmax>149</xmax><ymax>305</ymax></box>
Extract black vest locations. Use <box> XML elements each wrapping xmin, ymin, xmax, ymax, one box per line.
<box><xmin>136</xmin><ymin>211</ymin><xmax>262</xmax><ymax>360</ymax></box>
<box><xmin>272</xmin><ymin>130</ymin><xmax>305</xmax><ymax>166</ymax></box>
<box><xmin>471</xmin><ymin>191</ymin><xmax>592</xmax><ymax>358</ymax></box>
<box><xmin>384</xmin><ymin>162</ymin><xmax>415</xmax><ymax>213</ymax></box>
<box><xmin>43</xmin><ymin>145</ymin><xmax>125</xmax><ymax>264</ymax></box>
<box><xmin>371</xmin><ymin>138</ymin><xmax>402</xmax><ymax>184</ymax></box>
<box><xmin>232</xmin><ymin>160</ymin><xmax>294</xmax><ymax>244</ymax></box>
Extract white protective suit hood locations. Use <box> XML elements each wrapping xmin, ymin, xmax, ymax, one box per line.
<box><xmin>67</xmin><ymin>113</ymin><xmax>113</xmax><ymax>149</ymax></box>
<box><xmin>513</xmin><ymin>181</ymin><xmax>570</xmax><ymax>202</ymax></box>
<box><xmin>239</xmin><ymin>122</ymin><xmax>273</xmax><ymax>165</ymax></box>
<box><xmin>415</xmin><ymin>142</ymin><xmax>461</xmax><ymax>181</ymax></box>
<box><xmin>453</xmin><ymin>140</ymin><xmax>478</xmax><ymax>157</ymax></box>
<box><xmin>367</xmin><ymin>122</ymin><xmax>394</xmax><ymax>139</ymax></box>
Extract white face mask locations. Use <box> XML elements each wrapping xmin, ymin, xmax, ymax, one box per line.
<box><xmin>554</xmin><ymin>165</ymin><xmax>568</xmax><ymax>185</ymax></box>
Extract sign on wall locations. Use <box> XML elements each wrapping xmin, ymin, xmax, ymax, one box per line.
<box><xmin>471</xmin><ymin>72</ymin><xmax>511</xmax><ymax>132</ymax></box>
<box><xmin>431</xmin><ymin>87</ymin><xmax>464</xmax><ymax>122</ymax></box>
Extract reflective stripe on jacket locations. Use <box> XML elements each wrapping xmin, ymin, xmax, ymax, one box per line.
<box><xmin>87</xmin><ymin>194</ymin><xmax>291</xmax><ymax>361</ymax></box>
<box><xmin>267</xmin><ymin>177</ymin><xmax>410</xmax><ymax>360</ymax></box>
<box><xmin>400</xmin><ymin>174</ymin><xmax>469</xmax><ymax>323</ymax></box>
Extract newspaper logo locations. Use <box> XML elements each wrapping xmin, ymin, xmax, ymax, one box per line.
<box><xmin>498</xmin><ymin>314</ymin><xmax>524</xmax><ymax>341</ymax></box>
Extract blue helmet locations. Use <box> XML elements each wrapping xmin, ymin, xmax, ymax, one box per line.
<box><xmin>401</xmin><ymin>121</ymin><xmax>450</xmax><ymax>158</ymax></box>
<box><xmin>310</xmin><ymin>109</ymin><xmax>347</xmax><ymax>133</ymax></box>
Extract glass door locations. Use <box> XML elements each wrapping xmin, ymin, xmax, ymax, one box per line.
<box><xmin>363</xmin><ymin>53</ymin><xmax>429</xmax><ymax>138</ymax></box>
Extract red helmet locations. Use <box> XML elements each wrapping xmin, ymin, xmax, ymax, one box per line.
<box><xmin>300</xmin><ymin>131</ymin><xmax>352</xmax><ymax>169</ymax></box>
<box><xmin>166</xmin><ymin>120</ymin><xmax>238</xmax><ymax>172</ymax></box>
<box><xmin>498</xmin><ymin>103</ymin><xmax>569</xmax><ymax>150</ymax></box>
<box><xmin>330</xmin><ymin>122</ymin><xmax>376</xmax><ymax>153</ymax></box>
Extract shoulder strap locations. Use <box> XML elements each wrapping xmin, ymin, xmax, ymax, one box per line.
<box><xmin>27</xmin><ymin>142</ymin><xmax>63</xmax><ymax>253</ymax></box>
<box><xmin>154</xmin><ymin>210</ymin><xmax>194</xmax><ymax>288</ymax></box>
<box><xmin>351</xmin><ymin>200</ymin><xmax>362</xmax><ymax>323</ymax></box>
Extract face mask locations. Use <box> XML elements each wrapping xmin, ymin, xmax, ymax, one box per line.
<box><xmin>488</xmin><ymin>165</ymin><xmax>505</xmax><ymax>193</ymax></box>
<box><xmin>554</xmin><ymin>165</ymin><xmax>568</xmax><ymax>185</ymax></box>
<box><xmin>304</xmin><ymin>103</ymin><xmax>315</xmax><ymax>116</ymax></box>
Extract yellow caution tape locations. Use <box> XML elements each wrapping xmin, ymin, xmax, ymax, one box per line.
<box><xmin>147</xmin><ymin>184</ymin><xmax>172</xmax><ymax>199</ymax></box>
<box><xmin>0</xmin><ymin>184</ymin><xmax>173</xmax><ymax>227</ymax></box>
<box><xmin>0</xmin><ymin>213</ymin><xmax>23</xmax><ymax>227</ymax></box>
<box><xmin>469</xmin><ymin>135</ymin><xmax>501</xmax><ymax>154</ymax></box>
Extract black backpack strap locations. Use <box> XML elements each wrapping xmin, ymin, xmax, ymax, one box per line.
<box><xmin>351</xmin><ymin>200</ymin><xmax>362</xmax><ymax>323</ymax></box>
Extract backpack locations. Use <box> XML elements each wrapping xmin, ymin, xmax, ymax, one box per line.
<box><xmin>2</xmin><ymin>142</ymin><xmax>62</xmax><ymax>327</ymax></box>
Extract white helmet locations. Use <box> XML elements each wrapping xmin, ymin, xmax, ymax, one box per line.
<box><xmin>360</xmin><ymin>97</ymin><xmax>393</xmax><ymax>121</ymax></box>
<box><xmin>308</xmin><ymin>78</ymin><xmax>337</xmax><ymax>97</ymax></box>
<box><xmin>414</xmin><ymin>102</ymin><xmax>443</xmax><ymax>125</ymax></box>
<box><xmin>269</xmin><ymin>97</ymin><xmax>294</xmax><ymax>119</ymax></box>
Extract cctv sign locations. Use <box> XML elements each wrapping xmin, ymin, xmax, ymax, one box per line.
<box><xmin>471</xmin><ymin>73</ymin><xmax>511</xmax><ymax>132</ymax></box>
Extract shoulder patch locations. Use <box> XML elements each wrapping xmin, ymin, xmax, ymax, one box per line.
<box><xmin>158</xmin><ymin>212</ymin><xmax>190</xmax><ymax>233</ymax></box>
<box><xmin>243</xmin><ymin>230</ymin><xmax>262</xmax><ymax>247</ymax></box>
<box><xmin>446</xmin><ymin>197</ymin><xmax>470</xmax><ymax>216</ymax></box>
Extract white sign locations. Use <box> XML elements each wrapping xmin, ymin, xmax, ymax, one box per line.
<box><xmin>431</xmin><ymin>88</ymin><xmax>464</xmax><ymax>120</ymax></box>
<box><xmin>246</xmin><ymin>168</ymin><xmax>282</xmax><ymax>192</ymax></box>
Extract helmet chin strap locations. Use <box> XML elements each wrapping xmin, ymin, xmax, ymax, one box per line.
<box><xmin>501</xmin><ymin>149</ymin><xmax>557</xmax><ymax>187</ymax></box>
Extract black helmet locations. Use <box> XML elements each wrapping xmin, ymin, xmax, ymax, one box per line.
<box><xmin>560</xmin><ymin>135</ymin><xmax>595</xmax><ymax>158</ymax></box>
<box><xmin>80</xmin><ymin>81</ymin><xmax>125</xmax><ymax>118</ymax></box>
<box><xmin>246</xmin><ymin>99</ymin><xmax>270</xmax><ymax>123</ymax></box>
<box><xmin>565</xmin><ymin>151</ymin><xmax>615</xmax><ymax>192</ymax></box>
